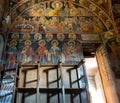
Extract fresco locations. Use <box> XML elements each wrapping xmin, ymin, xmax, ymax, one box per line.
<box><xmin>94</xmin><ymin>0</ymin><xmax>108</xmax><ymax>9</ymax></box>
<box><xmin>10</xmin><ymin>1</ymin><xmax>106</xmax><ymax>34</ymax></box>
<box><xmin>81</xmin><ymin>34</ymin><xmax>101</xmax><ymax>41</ymax></box>
<box><xmin>102</xmin><ymin>31</ymin><xmax>115</xmax><ymax>42</ymax></box>
<box><xmin>4</xmin><ymin>32</ymin><xmax>83</xmax><ymax>70</ymax></box>
<box><xmin>106</xmin><ymin>36</ymin><xmax>120</xmax><ymax>78</ymax></box>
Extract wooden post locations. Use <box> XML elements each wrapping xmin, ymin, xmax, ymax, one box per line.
<box><xmin>59</xmin><ymin>62</ymin><xmax>66</xmax><ymax>103</ymax></box>
<box><xmin>12</xmin><ymin>62</ymin><xmax>18</xmax><ymax>103</ymax></box>
<box><xmin>36</xmin><ymin>63</ymin><xmax>40</xmax><ymax>103</ymax></box>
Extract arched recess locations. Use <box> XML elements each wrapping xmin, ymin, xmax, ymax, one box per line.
<box><xmin>9</xmin><ymin>0</ymin><xmax>111</xmax><ymax>33</ymax></box>
<box><xmin>9</xmin><ymin>0</ymin><xmax>118</xmax><ymax>34</ymax></box>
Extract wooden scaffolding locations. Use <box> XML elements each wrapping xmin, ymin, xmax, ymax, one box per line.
<box><xmin>13</xmin><ymin>59</ymin><xmax>89</xmax><ymax>103</ymax></box>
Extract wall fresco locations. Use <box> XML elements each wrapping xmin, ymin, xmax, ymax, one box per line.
<box><xmin>81</xmin><ymin>34</ymin><xmax>101</xmax><ymax>41</ymax></box>
<box><xmin>5</xmin><ymin>32</ymin><xmax>83</xmax><ymax>70</ymax></box>
<box><xmin>10</xmin><ymin>1</ymin><xmax>106</xmax><ymax>34</ymax></box>
<box><xmin>106</xmin><ymin>36</ymin><xmax>120</xmax><ymax>78</ymax></box>
<box><xmin>102</xmin><ymin>31</ymin><xmax>115</xmax><ymax>42</ymax></box>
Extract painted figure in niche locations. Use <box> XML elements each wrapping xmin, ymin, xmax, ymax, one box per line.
<box><xmin>62</xmin><ymin>42</ymin><xmax>70</xmax><ymax>61</ymax></box>
<box><xmin>50</xmin><ymin>40</ymin><xmax>61</xmax><ymax>64</ymax></box>
<box><xmin>76</xmin><ymin>17</ymin><xmax>82</xmax><ymax>32</ymax></box>
<box><xmin>58</xmin><ymin>18</ymin><xmax>66</xmax><ymax>32</ymax></box>
<box><xmin>82</xmin><ymin>19</ymin><xmax>90</xmax><ymax>32</ymax></box>
<box><xmin>63</xmin><ymin>2</ymin><xmax>70</xmax><ymax>16</ymax></box>
<box><xmin>21</xmin><ymin>40</ymin><xmax>34</xmax><ymax>64</ymax></box>
<box><xmin>67</xmin><ymin>18</ymin><xmax>74</xmax><ymax>32</ymax></box>
<box><xmin>69</xmin><ymin>3</ymin><xmax>76</xmax><ymax>16</ymax></box>
<box><xmin>5</xmin><ymin>40</ymin><xmax>18</xmax><ymax>70</ymax></box>
<box><xmin>76</xmin><ymin>7</ymin><xmax>83</xmax><ymax>16</ymax></box>
<box><xmin>36</xmin><ymin>40</ymin><xmax>48</xmax><ymax>63</ymax></box>
<box><xmin>38</xmin><ymin>22</ymin><xmax>45</xmax><ymax>34</ymax></box>
<box><xmin>39</xmin><ymin>4</ymin><xmax>45</xmax><ymax>17</ymax></box>
<box><xmin>49</xmin><ymin>17</ymin><xmax>58</xmax><ymax>32</ymax></box>
<box><xmin>88</xmin><ymin>18</ymin><xmax>94</xmax><ymax>32</ymax></box>
<box><xmin>46</xmin><ymin>2</ymin><xmax>52</xmax><ymax>16</ymax></box>
<box><xmin>38</xmin><ymin>16</ymin><xmax>46</xmax><ymax>26</ymax></box>
<box><xmin>72</xmin><ymin>17</ymin><xmax>78</xmax><ymax>32</ymax></box>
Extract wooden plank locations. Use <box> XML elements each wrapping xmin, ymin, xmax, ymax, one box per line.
<box><xmin>17</xmin><ymin>88</ymin><xmax>85</xmax><ymax>94</ymax></box>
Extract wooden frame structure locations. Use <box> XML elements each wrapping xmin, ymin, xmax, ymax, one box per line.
<box><xmin>13</xmin><ymin>59</ymin><xmax>89</xmax><ymax>103</ymax></box>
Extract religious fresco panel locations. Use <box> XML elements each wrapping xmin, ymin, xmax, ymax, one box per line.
<box><xmin>4</xmin><ymin>0</ymin><xmax>107</xmax><ymax>71</ymax></box>
<box><xmin>106</xmin><ymin>36</ymin><xmax>120</xmax><ymax>78</ymax></box>
<box><xmin>94</xmin><ymin>0</ymin><xmax>108</xmax><ymax>9</ymax></box>
<box><xmin>10</xmin><ymin>1</ymin><xmax>106</xmax><ymax>34</ymax></box>
<box><xmin>4</xmin><ymin>32</ymin><xmax>83</xmax><ymax>70</ymax></box>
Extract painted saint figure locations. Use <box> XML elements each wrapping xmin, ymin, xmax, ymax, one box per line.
<box><xmin>36</xmin><ymin>40</ymin><xmax>48</xmax><ymax>63</ymax></box>
<box><xmin>50</xmin><ymin>40</ymin><xmax>61</xmax><ymax>64</ymax></box>
<box><xmin>21</xmin><ymin>40</ymin><xmax>34</xmax><ymax>64</ymax></box>
<box><xmin>63</xmin><ymin>40</ymin><xmax>79</xmax><ymax>64</ymax></box>
<box><xmin>5</xmin><ymin>40</ymin><xmax>18</xmax><ymax>70</ymax></box>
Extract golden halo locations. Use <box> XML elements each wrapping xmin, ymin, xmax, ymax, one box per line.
<box><xmin>52</xmin><ymin>1</ymin><xmax>63</xmax><ymax>10</ymax></box>
<box><xmin>34</xmin><ymin>33</ymin><xmax>42</xmax><ymax>40</ymax></box>
<box><xmin>68</xmin><ymin>33</ymin><xmax>76</xmax><ymax>40</ymax></box>
<box><xmin>24</xmin><ymin>40</ymin><xmax>32</xmax><ymax>46</ymax></box>
<box><xmin>10</xmin><ymin>40</ymin><xmax>17</xmax><ymax>46</ymax></box>
<box><xmin>45</xmin><ymin>33</ymin><xmax>53</xmax><ymax>40</ymax></box>
<box><xmin>68</xmin><ymin>40</ymin><xmax>75</xmax><ymax>46</ymax></box>
<box><xmin>51</xmin><ymin>40</ymin><xmax>59</xmax><ymax>46</ymax></box>
<box><xmin>38</xmin><ymin>40</ymin><xmax>46</xmax><ymax>45</ymax></box>
<box><xmin>57</xmin><ymin>33</ymin><xmax>65</xmax><ymax>40</ymax></box>
<box><xmin>22</xmin><ymin>33</ymin><xmax>30</xmax><ymax>40</ymax></box>
<box><xmin>116</xmin><ymin>36</ymin><xmax>120</xmax><ymax>43</ymax></box>
<box><xmin>11</xmin><ymin>33</ymin><xmax>19</xmax><ymax>39</ymax></box>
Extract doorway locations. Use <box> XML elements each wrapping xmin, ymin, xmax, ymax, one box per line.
<box><xmin>85</xmin><ymin>56</ymin><xmax>106</xmax><ymax>103</ymax></box>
